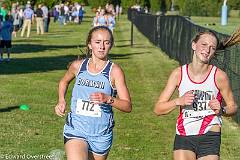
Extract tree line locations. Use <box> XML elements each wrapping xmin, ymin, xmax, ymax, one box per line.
<box><xmin>2</xmin><ymin>0</ymin><xmax>240</xmax><ymax>16</ymax></box>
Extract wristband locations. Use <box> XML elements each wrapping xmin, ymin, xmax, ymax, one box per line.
<box><xmin>106</xmin><ymin>97</ymin><xmax>114</xmax><ymax>104</ymax></box>
<box><xmin>218</xmin><ymin>106</ymin><xmax>226</xmax><ymax>116</ymax></box>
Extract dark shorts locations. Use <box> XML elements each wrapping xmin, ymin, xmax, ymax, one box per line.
<box><xmin>64</xmin><ymin>136</ymin><xmax>71</xmax><ymax>144</ymax></box>
<box><xmin>13</xmin><ymin>25</ymin><xmax>19</xmax><ymax>32</ymax></box>
<box><xmin>0</xmin><ymin>40</ymin><xmax>12</xmax><ymax>48</ymax></box>
<box><xmin>174</xmin><ymin>131</ymin><xmax>221</xmax><ymax>158</ymax></box>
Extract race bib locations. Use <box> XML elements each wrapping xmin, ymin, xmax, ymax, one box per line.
<box><xmin>182</xmin><ymin>90</ymin><xmax>216</xmax><ymax>119</ymax></box>
<box><xmin>76</xmin><ymin>99</ymin><xmax>101</xmax><ymax>117</ymax></box>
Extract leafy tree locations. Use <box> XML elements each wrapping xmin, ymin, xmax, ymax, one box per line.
<box><xmin>121</xmin><ymin>0</ymin><xmax>137</xmax><ymax>11</ymax></box>
<box><xmin>144</xmin><ymin>0</ymin><xmax>150</xmax><ymax>9</ymax></box>
<box><xmin>183</xmin><ymin>0</ymin><xmax>222</xmax><ymax>16</ymax></box>
<box><xmin>176</xmin><ymin>0</ymin><xmax>185</xmax><ymax>13</ymax></box>
<box><xmin>228</xmin><ymin>0</ymin><xmax>240</xmax><ymax>10</ymax></box>
<box><xmin>204</xmin><ymin>0</ymin><xmax>221</xmax><ymax>16</ymax></box>
<box><xmin>149</xmin><ymin>0</ymin><xmax>161</xmax><ymax>13</ymax></box>
<box><xmin>88</xmin><ymin>0</ymin><xmax>109</xmax><ymax>8</ymax></box>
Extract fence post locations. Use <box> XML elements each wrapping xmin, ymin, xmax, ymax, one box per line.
<box><xmin>130</xmin><ymin>10</ymin><xmax>134</xmax><ymax>47</ymax></box>
<box><xmin>156</xmin><ymin>16</ymin><xmax>160</xmax><ymax>47</ymax></box>
<box><xmin>131</xmin><ymin>21</ymin><xmax>133</xmax><ymax>47</ymax></box>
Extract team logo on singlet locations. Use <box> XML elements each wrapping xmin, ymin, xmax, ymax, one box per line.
<box><xmin>183</xmin><ymin>90</ymin><xmax>215</xmax><ymax>118</ymax></box>
<box><xmin>77</xmin><ymin>78</ymin><xmax>105</xmax><ymax>89</ymax></box>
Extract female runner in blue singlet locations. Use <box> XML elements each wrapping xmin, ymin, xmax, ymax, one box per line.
<box><xmin>55</xmin><ymin>26</ymin><xmax>132</xmax><ymax>160</ymax></box>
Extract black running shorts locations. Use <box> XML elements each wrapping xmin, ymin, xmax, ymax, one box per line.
<box><xmin>174</xmin><ymin>131</ymin><xmax>221</xmax><ymax>158</ymax></box>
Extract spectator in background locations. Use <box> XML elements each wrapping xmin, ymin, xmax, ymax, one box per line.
<box><xmin>71</xmin><ymin>7</ymin><xmax>78</xmax><ymax>23</ymax></box>
<box><xmin>64</xmin><ymin>3</ymin><xmax>69</xmax><ymax>24</ymax></box>
<box><xmin>20</xmin><ymin>4</ymin><xmax>34</xmax><ymax>38</ymax></box>
<box><xmin>58</xmin><ymin>4</ymin><xmax>65</xmax><ymax>25</ymax></box>
<box><xmin>92</xmin><ymin>11</ymin><xmax>99</xmax><ymax>27</ymax></box>
<box><xmin>131</xmin><ymin>4</ymin><xmax>141</xmax><ymax>12</ymax></box>
<box><xmin>47</xmin><ymin>11</ymin><xmax>51</xmax><ymax>31</ymax></box>
<box><xmin>0</xmin><ymin>3</ymin><xmax>7</xmax><ymax>21</ymax></box>
<box><xmin>12</xmin><ymin>8</ymin><xmax>20</xmax><ymax>37</ymax></box>
<box><xmin>11</xmin><ymin>2</ymin><xmax>17</xmax><ymax>19</ymax></box>
<box><xmin>35</xmin><ymin>4</ymin><xmax>44</xmax><ymax>35</ymax></box>
<box><xmin>53</xmin><ymin>5</ymin><xmax>59</xmax><ymax>23</ymax></box>
<box><xmin>144</xmin><ymin>6</ymin><xmax>149</xmax><ymax>13</ymax></box>
<box><xmin>68</xmin><ymin>4</ymin><xmax>73</xmax><ymax>22</ymax></box>
<box><xmin>115</xmin><ymin>5</ymin><xmax>119</xmax><ymax>18</ymax></box>
<box><xmin>0</xmin><ymin>15</ymin><xmax>13</xmax><ymax>62</ymax></box>
<box><xmin>78</xmin><ymin>5</ymin><xmax>84</xmax><ymax>24</ymax></box>
<box><xmin>18</xmin><ymin>7</ymin><xmax>24</xmax><ymax>30</ymax></box>
<box><xmin>41</xmin><ymin>4</ymin><xmax>49</xmax><ymax>32</ymax></box>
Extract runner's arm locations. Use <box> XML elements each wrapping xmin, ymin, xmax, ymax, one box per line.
<box><xmin>216</xmin><ymin>69</ymin><xmax>238</xmax><ymax>116</ymax></box>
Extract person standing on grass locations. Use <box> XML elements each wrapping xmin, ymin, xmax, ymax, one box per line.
<box><xmin>154</xmin><ymin>31</ymin><xmax>238</xmax><ymax>160</ymax></box>
<box><xmin>41</xmin><ymin>3</ymin><xmax>49</xmax><ymax>33</ymax></box>
<box><xmin>55</xmin><ymin>26</ymin><xmax>132</xmax><ymax>160</ymax></box>
<box><xmin>0</xmin><ymin>4</ymin><xmax>7</xmax><ymax>21</ymax></box>
<box><xmin>0</xmin><ymin>14</ymin><xmax>13</xmax><ymax>62</ymax></box>
<box><xmin>20</xmin><ymin>4</ymin><xmax>34</xmax><ymax>38</ymax></box>
<box><xmin>92</xmin><ymin>11</ymin><xmax>100</xmax><ymax>27</ymax></box>
<box><xmin>35</xmin><ymin>4</ymin><xmax>44</xmax><ymax>35</ymax></box>
<box><xmin>78</xmin><ymin>6</ymin><xmax>84</xmax><ymax>24</ymax></box>
<box><xmin>12</xmin><ymin>8</ymin><xmax>20</xmax><ymax>38</ymax></box>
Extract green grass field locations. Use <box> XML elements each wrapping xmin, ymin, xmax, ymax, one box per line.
<box><xmin>0</xmin><ymin>9</ymin><xmax>239</xmax><ymax>160</ymax></box>
<box><xmin>191</xmin><ymin>16</ymin><xmax>240</xmax><ymax>34</ymax></box>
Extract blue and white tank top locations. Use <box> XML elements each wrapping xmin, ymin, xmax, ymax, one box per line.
<box><xmin>69</xmin><ymin>58</ymin><xmax>117</xmax><ymax>136</ymax></box>
<box><xmin>97</xmin><ymin>16</ymin><xmax>107</xmax><ymax>26</ymax></box>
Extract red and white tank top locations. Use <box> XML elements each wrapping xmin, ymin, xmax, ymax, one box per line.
<box><xmin>177</xmin><ymin>64</ymin><xmax>223</xmax><ymax>136</ymax></box>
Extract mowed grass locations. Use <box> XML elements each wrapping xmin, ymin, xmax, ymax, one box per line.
<box><xmin>0</xmin><ymin>8</ymin><xmax>239</xmax><ymax>160</ymax></box>
<box><xmin>191</xmin><ymin>16</ymin><xmax>240</xmax><ymax>35</ymax></box>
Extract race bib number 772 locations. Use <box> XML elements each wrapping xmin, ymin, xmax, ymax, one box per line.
<box><xmin>76</xmin><ymin>99</ymin><xmax>102</xmax><ymax>117</ymax></box>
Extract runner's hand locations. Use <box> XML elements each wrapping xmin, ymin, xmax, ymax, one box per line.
<box><xmin>55</xmin><ymin>101</ymin><xmax>66</xmax><ymax>117</ymax></box>
<box><xmin>209</xmin><ymin>95</ymin><xmax>221</xmax><ymax>115</ymax></box>
<box><xmin>175</xmin><ymin>91</ymin><xmax>195</xmax><ymax>106</ymax></box>
<box><xmin>90</xmin><ymin>92</ymin><xmax>109</xmax><ymax>104</ymax></box>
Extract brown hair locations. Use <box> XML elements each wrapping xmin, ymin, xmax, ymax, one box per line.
<box><xmin>192</xmin><ymin>29</ymin><xmax>240</xmax><ymax>50</ymax></box>
<box><xmin>85</xmin><ymin>26</ymin><xmax>114</xmax><ymax>57</ymax></box>
<box><xmin>191</xmin><ymin>30</ymin><xmax>219</xmax><ymax>47</ymax></box>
